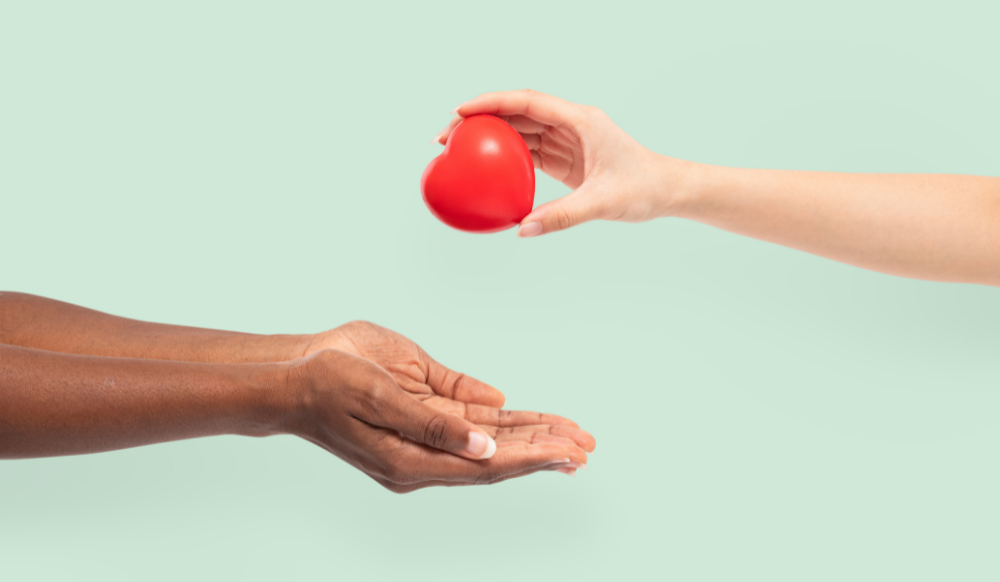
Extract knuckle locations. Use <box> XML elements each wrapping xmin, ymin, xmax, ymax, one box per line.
<box><xmin>552</xmin><ymin>207</ymin><xmax>577</xmax><ymax>231</ymax></box>
<box><xmin>447</xmin><ymin>371</ymin><xmax>469</xmax><ymax>397</ymax></box>
<box><xmin>310</xmin><ymin>347</ymin><xmax>342</xmax><ymax>366</ymax></box>
<box><xmin>367</xmin><ymin>375</ymin><xmax>393</xmax><ymax>400</ymax></box>
<box><xmin>343</xmin><ymin>319</ymin><xmax>380</xmax><ymax>335</ymax></box>
<box><xmin>358</xmin><ymin>381</ymin><xmax>391</xmax><ymax>420</ymax></box>
<box><xmin>576</xmin><ymin>105</ymin><xmax>606</xmax><ymax>128</ymax></box>
<box><xmin>422</xmin><ymin>414</ymin><xmax>451</xmax><ymax>449</ymax></box>
<box><xmin>352</xmin><ymin>383</ymin><xmax>398</xmax><ymax>428</ymax></box>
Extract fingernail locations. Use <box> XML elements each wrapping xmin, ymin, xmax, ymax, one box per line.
<box><xmin>450</xmin><ymin>101</ymin><xmax>468</xmax><ymax>115</ymax></box>
<box><xmin>567</xmin><ymin>462</ymin><xmax>587</xmax><ymax>470</ymax></box>
<box><xmin>467</xmin><ymin>431</ymin><xmax>496</xmax><ymax>459</ymax></box>
<box><xmin>556</xmin><ymin>467</ymin><xmax>577</xmax><ymax>476</ymax></box>
<box><xmin>518</xmin><ymin>221</ymin><xmax>543</xmax><ymax>238</ymax></box>
<box><xmin>431</xmin><ymin>133</ymin><xmax>443</xmax><ymax>144</ymax></box>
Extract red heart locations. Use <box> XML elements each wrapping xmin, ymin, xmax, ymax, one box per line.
<box><xmin>420</xmin><ymin>114</ymin><xmax>535</xmax><ymax>233</ymax></box>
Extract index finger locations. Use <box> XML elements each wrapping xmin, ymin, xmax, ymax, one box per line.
<box><xmin>420</xmin><ymin>347</ymin><xmax>506</xmax><ymax>408</ymax></box>
<box><xmin>453</xmin><ymin>89</ymin><xmax>586</xmax><ymax>128</ymax></box>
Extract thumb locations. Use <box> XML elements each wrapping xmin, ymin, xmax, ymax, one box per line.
<box><xmin>517</xmin><ymin>186</ymin><xmax>605</xmax><ymax>237</ymax></box>
<box><xmin>381</xmin><ymin>388</ymin><xmax>497</xmax><ymax>460</ymax></box>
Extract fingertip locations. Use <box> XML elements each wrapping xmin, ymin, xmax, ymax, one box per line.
<box><xmin>548</xmin><ymin>425</ymin><xmax>596</xmax><ymax>453</ymax></box>
<box><xmin>472</xmin><ymin>381</ymin><xmax>506</xmax><ymax>408</ymax></box>
<box><xmin>564</xmin><ymin>446</ymin><xmax>589</xmax><ymax>465</ymax></box>
<box><xmin>518</xmin><ymin>221</ymin><xmax>543</xmax><ymax>238</ymax></box>
<box><xmin>453</xmin><ymin>373</ymin><xmax>505</xmax><ymax>408</ymax></box>
<box><xmin>550</xmin><ymin>444</ymin><xmax>573</xmax><ymax>461</ymax></box>
<box><xmin>467</xmin><ymin>430</ymin><xmax>497</xmax><ymax>460</ymax></box>
<box><xmin>482</xmin><ymin>434</ymin><xmax>497</xmax><ymax>459</ymax></box>
<box><xmin>477</xmin><ymin>394</ymin><xmax>506</xmax><ymax>409</ymax></box>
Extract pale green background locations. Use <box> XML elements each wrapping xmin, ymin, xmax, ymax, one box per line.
<box><xmin>2</xmin><ymin>1</ymin><xmax>999</xmax><ymax>580</ymax></box>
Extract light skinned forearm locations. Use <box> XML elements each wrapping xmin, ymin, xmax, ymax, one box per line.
<box><xmin>0</xmin><ymin>292</ymin><xmax>310</xmax><ymax>363</ymax></box>
<box><xmin>0</xmin><ymin>344</ymin><xmax>296</xmax><ymax>459</ymax></box>
<box><xmin>666</xmin><ymin>158</ymin><xmax>1000</xmax><ymax>286</ymax></box>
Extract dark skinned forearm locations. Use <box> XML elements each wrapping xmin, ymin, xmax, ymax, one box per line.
<box><xmin>0</xmin><ymin>344</ymin><xmax>293</xmax><ymax>459</ymax></box>
<box><xmin>0</xmin><ymin>292</ymin><xmax>309</xmax><ymax>363</ymax></box>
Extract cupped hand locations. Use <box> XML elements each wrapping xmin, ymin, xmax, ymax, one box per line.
<box><xmin>434</xmin><ymin>89</ymin><xmax>689</xmax><ymax>236</ymax></box>
<box><xmin>307</xmin><ymin>320</ymin><xmax>508</xmax><ymax>410</ymax></box>
<box><xmin>288</xmin><ymin>322</ymin><xmax>595</xmax><ymax>492</ymax></box>
<box><xmin>311</xmin><ymin>321</ymin><xmax>595</xmax><ymax>462</ymax></box>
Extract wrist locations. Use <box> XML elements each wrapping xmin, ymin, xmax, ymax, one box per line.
<box><xmin>663</xmin><ymin>158</ymin><xmax>731</xmax><ymax>222</ymax></box>
<box><xmin>648</xmin><ymin>153</ymin><xmax>707</xmax><ymax>219</ymax></box>
<box><xmin>232</xmin><ymin>333</ymin><xmax>315</xmax><ymax>363</ymax></box>
<box><xmin>232</xmin><ymin>360</ymin><xmax>303</xmax><ymax>437</ymax></box>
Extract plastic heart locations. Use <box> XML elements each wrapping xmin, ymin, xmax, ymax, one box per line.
<box><xmin>420</xmin><ymin>114</ymin><xmax>535</xmax><ymax>233</ymax></box>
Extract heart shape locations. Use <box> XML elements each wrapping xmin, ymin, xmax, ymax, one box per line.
<box><xmin>420</xmin><ymin>114</ymin><xmax>535</xmax><ymax>233</ymax></box>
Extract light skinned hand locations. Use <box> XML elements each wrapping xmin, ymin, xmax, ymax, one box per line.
<box><xmin>432</xmin><ymin>91</ymin><xmax>1000</xmax><ymax>286</ymax></box>
<box><xmin>433</xmin><ymin>89</ymin><xmax>688</xmax><ymax>237</ymax></box>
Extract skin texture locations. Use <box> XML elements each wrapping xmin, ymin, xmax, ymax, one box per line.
<box><xmin>0</xmin><ymin>293</ymin><xmax>595</xmax><ymax>490</ymax></box>
<box><xmin>434</xmin><ymin>90</ymin><xmax>1000</xmax><ymax>287</ymax></box>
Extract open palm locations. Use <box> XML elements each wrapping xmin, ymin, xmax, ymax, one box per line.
<box><xmin>308</xmin><ymin>321</ymin><xmax>595</xmax><ymax>467</ymax></box>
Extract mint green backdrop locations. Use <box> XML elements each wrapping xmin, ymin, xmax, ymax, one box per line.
<box><xmin>2</xmin><ymin>2</ymin><xmax>999</xmax><ymax>580</ymax></box>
